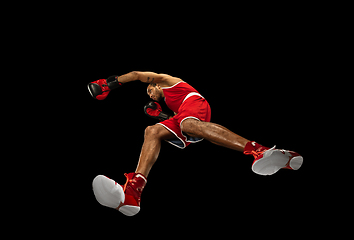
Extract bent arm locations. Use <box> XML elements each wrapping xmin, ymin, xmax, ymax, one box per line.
<box><xmin>118</xmin><ymin>71</ymin><xmax>168</xmax><ymax>84</ymax></box>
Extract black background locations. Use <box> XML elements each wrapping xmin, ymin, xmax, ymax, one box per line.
<box><xmin>45</xmin><ymin>6</ymin><xmax>319</xmax><ymax>237</ymax></box>
<box><xmin>71</xmin><ymin>46</ymin><xmax>311</xmax><ymax>234</ymax></box>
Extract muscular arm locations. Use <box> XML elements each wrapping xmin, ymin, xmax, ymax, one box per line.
<box><xmin>118</xmin><ymin>71</ymin><xmax>182</xmax><ymax>87</ymax></box>
<box><xmin>118</xmin><ymin>71</ymin><xmax>166</xmax><ymax>84</ymax></box>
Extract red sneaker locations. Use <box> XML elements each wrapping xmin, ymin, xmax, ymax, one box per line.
<box><xmin>117</xmin><ymin>173</ymin><xmax>147</xmax><ymax>216</ymax></box>
<box><xmin>244</xmin><ymin>141</ymin><xmax>303</xmax><ymax>175</ymax></box>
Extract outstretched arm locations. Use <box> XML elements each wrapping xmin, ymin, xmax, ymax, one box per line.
<box><xmin>88</xmin><ymin>71</ymin><xmax>182</xmax><ymax>100</ymax></box>
<box><xmin>118</xmin><ymin>71</ymin><xmax>168</xmax><ymax>84</ymax></box>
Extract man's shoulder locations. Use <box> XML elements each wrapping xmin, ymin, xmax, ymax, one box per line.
<box><xmin>159</xmin><ymin>74</ymin><xmax>184</xmax><ymax>88</ymax></box>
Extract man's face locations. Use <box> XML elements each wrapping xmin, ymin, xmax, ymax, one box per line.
<box><xmin>147</xmin><ymin>85</ymin><xmax>163</xmax><ymax>102</ymax></box>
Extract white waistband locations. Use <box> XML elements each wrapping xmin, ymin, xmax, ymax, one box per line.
<box><xmin>182</xmin><ymin>92</ymin><xmax>204</xmax><ymax>103</ymax></box>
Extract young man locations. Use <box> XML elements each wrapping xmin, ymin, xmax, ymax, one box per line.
<box><xmin>88</xmin><ymin>71</ymin><xmax>303</xmax><ymax>216</ymax></box>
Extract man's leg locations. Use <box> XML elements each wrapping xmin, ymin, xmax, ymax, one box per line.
<box><xmin>181</xmin><ymin>118</ymin><xmax>303</xmax><ymax>175</ymax></box>
<box><xmin>180</xmin><ymin>118</ymin><xmax>250</xmax><ymax>152</ymax></box>
<box><xmin>93</xmin><ymin>124</ymin><xmax>174</xmax><ymax>216</ymax></box>
<box><xmin>135</xmin><ymin>124</ymin><xmax>174</xmax><ymax>177</ymax></box>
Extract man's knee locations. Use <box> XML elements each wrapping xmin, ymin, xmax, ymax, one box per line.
<box><xmin>144</xmin><ymin>125</ymin><xmax>168</xmax><ymax>140</ymax></box>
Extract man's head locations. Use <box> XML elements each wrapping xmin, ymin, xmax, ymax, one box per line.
<box><xmin>147</xmin><ymin>83</ymin><xmax>164</xmax><ymax>101</ymax></box>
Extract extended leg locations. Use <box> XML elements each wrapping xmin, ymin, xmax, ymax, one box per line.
<box><xmin>135</xmin><ymin>124</ymin><xmax>174</xmax><ymax>177</ymax></box>
<box><xmin>181</xmin><ymin>119</ymin><xmax>250</xmax><ymax>152</ymax></box>
<box><xmin>94</xmin><ymin>125</ymin><xmax>174</xmax><ymax>216</ymax></box>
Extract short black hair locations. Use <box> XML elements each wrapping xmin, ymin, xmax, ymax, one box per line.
<box><xmin>148</xmin><ymin>82</ymin><xmax>157</xmax><ymax>88</ymax></box>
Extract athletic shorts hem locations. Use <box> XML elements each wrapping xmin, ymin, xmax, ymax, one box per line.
<box><xmin>156</xmin><ymin>123</ymin><xmax>186</xmax><ymax>149</ymax></box>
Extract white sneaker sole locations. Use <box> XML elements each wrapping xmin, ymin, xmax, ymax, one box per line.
<box><xmin>92</xmin><ymin>175</ymin><xmax>125</xmax><ymax>208</ymax></box>
<box><xmin>119</xmin><ymin>205</ymin><xmax>140</xmax><ymax>216</ymax></box>
<box><xmin>252</xmin><ymin>148</ymin><xmax>303</xmax><ymax>176</ymax></box>
<box><xmin>289</xmin><ymin>156</ymin><xmax>303</xmax><ymax>170</ymax></box>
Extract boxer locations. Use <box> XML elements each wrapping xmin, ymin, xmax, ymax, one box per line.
<box><xmin>89</xmin><ymin>71</ymin><xmax>303</xmax><ymax>216</ymax></box>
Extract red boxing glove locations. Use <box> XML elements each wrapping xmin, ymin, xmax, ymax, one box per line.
<box><xmin>87</xmin><ymin>75</ymin><xmax>123</xmax><ymax>100</ymax></box>
<box><xmin>87</xmin><ymin>79</ymin><xmax>110</xmax><ymax>100</ymax></box>
<box><xmin>144</xmin><ymin>101</ymin><xmax>171</xmax><ymax>121</ymax></box>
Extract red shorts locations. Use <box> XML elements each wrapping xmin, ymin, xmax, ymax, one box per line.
<box><xmin>157</xmin><ymin>95</ymin><xmax>211</xmax><ymax>149</ymax></box>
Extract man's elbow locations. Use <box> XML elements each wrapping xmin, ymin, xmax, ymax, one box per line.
<box><xmin>131</xmin><ymin>71</ymin><xmax>149</xmax><ymax>83</ymax></box>
<box><xmin>130</xmin><ymin>71</ymin><xmax>140</xmax><ymax>80</ymax></box>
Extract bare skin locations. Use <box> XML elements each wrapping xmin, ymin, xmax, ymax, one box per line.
<box><xmin>135</xmin><ymin>125</ymin><xmax>174</xmax><ymax>177</ymax></box>
<box><xmin>117</xmin><ymin>71</ymin><xmax>250</xmax><ymax>177</ymax></box>
<box><xmin>181</xmin><ymin>119</ymin><xmax>250</xmax><ymax>152</ymax></box>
